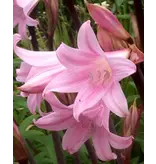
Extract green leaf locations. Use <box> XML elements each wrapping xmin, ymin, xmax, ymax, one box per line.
<box><xmin>22</xmin><ymin>130</ymin><xmax>45</xmax><ymax>140</ymax></box>
<box><xmin>127</xmin><ymin>95</ymin><xmax>140</xmax><ymax>104</ymax></box>
<box><xmin>135</xmin><ymin>136</ymin><xmax>144</xmax><ymax>153</ymax></box>
<box><xmin>13</xmin><ymin>95</ymin><xmax>27</xmax><ymax>108</ymax></box>
<box><xmin>131</xmin><ymin>156</ymin><xmax>140</xmax><ymax>164</ymax></box>
<box><xmin>115</xmin><ymin>0</ymin><xmax>125</xmax><ymax>8</ymax></box>
<box><xmin>35</xmin><ymin>134</ymin><xmax>57</xmax><ymax>163</ymax></box>
<box><xmin>35</xmin><ymin>152</ymin><xmax>54</xmax><ymax>164</ymax></box>
<box><xmin>19</xmin><ymin>115</ymin><xmax>39</xmax><ymax>134</ymax></box>
<box><xmin>79</xmin><ymin>145</ymin><xmax>89</xmax><ymax>164</ymax></box>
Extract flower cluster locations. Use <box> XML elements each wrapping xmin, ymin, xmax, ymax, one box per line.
<box><xmin>13</xmin><ymin>1</ymin><xmax>143</xmax><ymax>161</ymax></box>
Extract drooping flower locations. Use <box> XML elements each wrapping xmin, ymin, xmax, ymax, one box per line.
<box><xmin>34</xmin><ymin>92</ymin><xmax>132</xmax><ymax>161</ymax></box>
<box><xmin>13</xmin><ymin>0</ymin><xmax>39</xmax><ymax>38</ymax></box>
<box><xmin>16</xmin><ymin>61</ymin><xmax>43</xmax><ymax>114</ymax></box>
<box><xmin>87</xmin><ymin>3</ymin><xmax>144</xmax><ymax>64</ymax></box>
<box><xmin>13</xmin><ymin>33</ymin><xmax>65</xmax><ymax>94</ymax></box>
<box><xmin>43</xmin><ymin>21</ymin><xmax>136</xmax><ymax>119</ymax></box>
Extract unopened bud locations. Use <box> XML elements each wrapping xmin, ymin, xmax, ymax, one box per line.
<box><xmin>123</xmin><ymin>100</ymin><xmax>138</xmax><ymax>137</ymax></box>
<box><xmin>13</xmin><ymin>121</ymin><xmax>28</xmax><ymax>163</ymax></box>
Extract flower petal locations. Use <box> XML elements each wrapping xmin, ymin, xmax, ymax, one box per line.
<box><xmin>16</xmin><ymin>0</ymin><xmax>32</xmax><ymax>8</ymax></box>
<box><xmin>57</xmin><ymin>43</ymin><xmax>96</xmax><ymax>69</ymax></box>
<box><xmin>16</xmin><ymin>62</ymin><xmax>31</xmax><ymax>82</ymax></box>
<box><xmin>62</xmin><ymin>123</ymin><xmax>91</xmax><ymax>154</ymax></box>
<box><xmin>27</xmin><ymin>93</ymin><xmax>42</xmax><ymax>114</ymax></box>
<box><xmin>107</xmin><ymin>56</ymin><xmax>136</xmax><ymax>81</ymax></box>
<box><xmin>105</xmin><ymin>48</ymin><xmax>131</xmax><ymax>59</ymax></box>
<box><xmin>24</xmin><ymin>0</ymin><xmax>39</xmax><ymax>26</ymax></box>
<box><xmin>87</xmin><ymin>3</ymin><xmax>130</xmax><ymax>40</ymax></box>
<box><xmin>13</xmin><ymin>34</ymin><xmax>61</xmax><ymax>67</ymax></box>
<box><xmin>19</xmin><ymin>65</ymin><xmax>64</xmax><ymax>93</ymax></box>
<box><xmin>73</xmin><ymin>82</ymin><xmax>111</xmax><ymax>121</ymax></box>
<box><xmin>83</xmin><ymin>102</ymin><xmax>104</xmax><ymax>126</ymax></box>
<box><xmin>103</xmin><ymin>82</ymin><xmax>129</xmax><ymax>117</ymax></box>
<box><xmin>77</xmin><ymin>20</ymin><xmax>104</xmax><ymax>56</ymax></box>
<box><xmin>34</xmin><ymin>112</ymin><xmax>75</xmax><ymax>131</ymax></box>
<box><xmin>20</xmin><ymin>91</ymin><xmax>28</xmax><ymax>97</ymax></box>
<box><xmin>43</xmin><ymin>69</ymin><xmax>89</xmax><ymax>94</ymax></box>
<box><xmin>92</xmin><ymin>127</ymin><xmax>117</xmax><ymax>161</ymax></box>
<box><xmin>44</xmin><ymin>92</ymin><xmax>72</xmax><ymax>112</ymax></box>
<box><xmin>18</xmin><ymin>23</ymin><xmax>27</xmax><ymax>39</ymax></box>
<box><xmin>109</xmin><ymin>132</ymin><xmax>133</xmax><ymax>149</ymax></box>
<box><xmin>83</xmin><ymin>101</ymin><xmax>110</xmax><ymax>127</ymax></box>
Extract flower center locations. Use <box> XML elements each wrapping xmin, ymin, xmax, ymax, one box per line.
<box><xmin>89</xmin><ymin>57</ymin><xmax>112</xmax><ymax>86</ymax></box>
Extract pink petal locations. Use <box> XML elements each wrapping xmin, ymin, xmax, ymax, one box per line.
<box><xmin>109</xmin><ymin>132</ymin><xmax>133</xmax><ymax>149</ymax></box>
<box><xmin>83</xmin><ymin>101</ymin><xmax>110</xmax><ymax>128</ymax></box>
<box><xmin>62</xmin><ymin>123</ymin><xmax>91</xmax><ymax>154</ymax></box>
<box><xmin>77</xmin><ymin>20</ymin><xmax>104</xmax><ymax>56</ymax></box>
<box><xmin>83</xmin><ymin>102</ymin><xmax>104</xmax><ymax>126</ymax></box>
<box><xmin>23</xmin><ymin>0</ymin><xmax>39</xmax><ymax>26</ymax></box>
<box><xmin>18</xmin><ymin>22</ymin><xmax>27</xmax><ymax>39</ymax></box>
<box><xmin>103</xmin><ymin>82</ymin><xmax>129</xmax><ymax>117</ymax></box>
<box><xmin>13</xmin><ymin>34</ymin><xmax>61</xmax><ymax>67</ymax></box>
<box><xmin>43</xmin><ymin>69</ymin><xmax>89</xmax><ymax>94</ymax></box>
<box><xmin>16</xmin><ymin>62</ymin><xmax>31</xmax><ymax>82</ymax></box>
<box><xmin>16</xmin><ymin>0</ymin><xmax>32</xmax><ymax>8</ymax></box>
<box><xmin>101</xmin><ymin>103</ymin><xmax>110</xmax><ymax>130</ymax></box>
<box><xmin>105</xmin><ymin>49</ymin><xmax>131</xmax><ymax>59</ymax></box>
<box><xmin>34</xmin><ymin>112</ymin><xmax>75</xmax><ymax>131</ymax></box>
<box><xmin>19</xmin><ymin>65</ymin><xmax>64</xmax><ymax>93</ymax></box>
<box><xmin>73</xmin><ymin>82</ymin><xmax>111</xmax><ymax>121</ymax></box>
<box><xmin>20</xmin><ymin>91</ymin><xmax>29</xmax><ymax>97</ymax></box>
<box><xmin>36</xmin><ymin>93</ymin><xmax>43</xmax><ymax>111</ymax></box>
<box><xmin>27</xmin><ymin>94</ymin><xmax>42</xmax><ymax>114</ymax></box>
<box><xmin>87</xmin><ymin>4</ymin><xmax>130</xmax><ymax>40</ymax></box>
<box><xmin>107</xmin><ymin>56</ymin><xmax>136</xmax><ymax>81</ymax></box>
<box><xmin>25</xmin><ymin>15</ymin><xmax>38</xmax><ymax>26</ymax></box>
<box><xmin>57</xmin><ymin>43</ymin><xmax>96</xmax><ymax>70</ymax></box>
<box><xmin>92</xmin><ymin>127</ymin><xmax>117</xmax><ymax>161</ymax></box>
<box><xmin>44</xmin><ymin>92</ymin><xmax>72</xmax><ymax>112</ymax></box>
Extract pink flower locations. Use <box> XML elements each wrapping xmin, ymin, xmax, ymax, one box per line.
<box><xmin>13</xmin><ymin>34</ymin><xmax>65</xmax><ymax>94</ymax></box>
<box><xmin>34</xmin><ymin>92</ymin><xmax>132</xmax><ymax>161</ymax></box>
<box><xmin>87</xmin><ymin>3</ymin><xmax>144</xmax><ymax>64</ymax></box>
<box><xmin>13</xmin><ymin>0</ymin><xmax>39</xmax><ymax>38</ymax></box>
<box><xmin>16</xmin><ymin>61</ymin><xmax>43</xmax><ymax>114</ymax></box>
<box><xmin>43</xmin><ymin>21</ymin><xmax>136</xmax><ymax>119</ymax></box>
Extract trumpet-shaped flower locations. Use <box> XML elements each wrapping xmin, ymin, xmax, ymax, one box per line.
<box><xmin>16</xmin><ymin>62</ymin><xmax>43</xmax><ymax>114</ymax></box>
<box><xmin>43</xmin><ymin>21</ymin><xmax>136</xmax><ymax>119</ymax></box>
<box><xmin>87</xmin><ymin>3</ymin><xmax>144</xmax><ymax>64</ymax></box>
<box><xmin>13</xmin><ymin>34</ymin><xmax>65</xmax><ymax>94</ymax></box>
<box><xmin>13</xmin><ymin>0</ymin><xmax>39</xmax><ymax>38</ymax></box>
<box><xmin>34</xmin><ymin>92</ymin><xmax>132</xmax><ymax>161</ymax></box>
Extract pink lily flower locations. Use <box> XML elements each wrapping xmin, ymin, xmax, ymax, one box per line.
<box><xmin>87</xmin><ymin>3</ymin><xmax>144</xmax><ymax>64</ymax></box>
<box><xmin>16</xmin><ymin>61</ymin><xmax>43</xmax><ymax>114</ymax></box>
<box><xmin>13</xmin><ymin>0</ymin><xmax>39</xmax><ymax>38</ymax></box>
<box><xmin>43</xmin><ymin>21</ymin><xmax>136</xmax><ymax>119</ymax></box>
<box><xmin>34</xmin><ymin>92</ymin><xmax>132</xmax><ymax>161</ymax></box>
<box><xmin>13</xmin><ymin>34</ymin><xmax>65</xmax><ymax>94</ymax></box>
